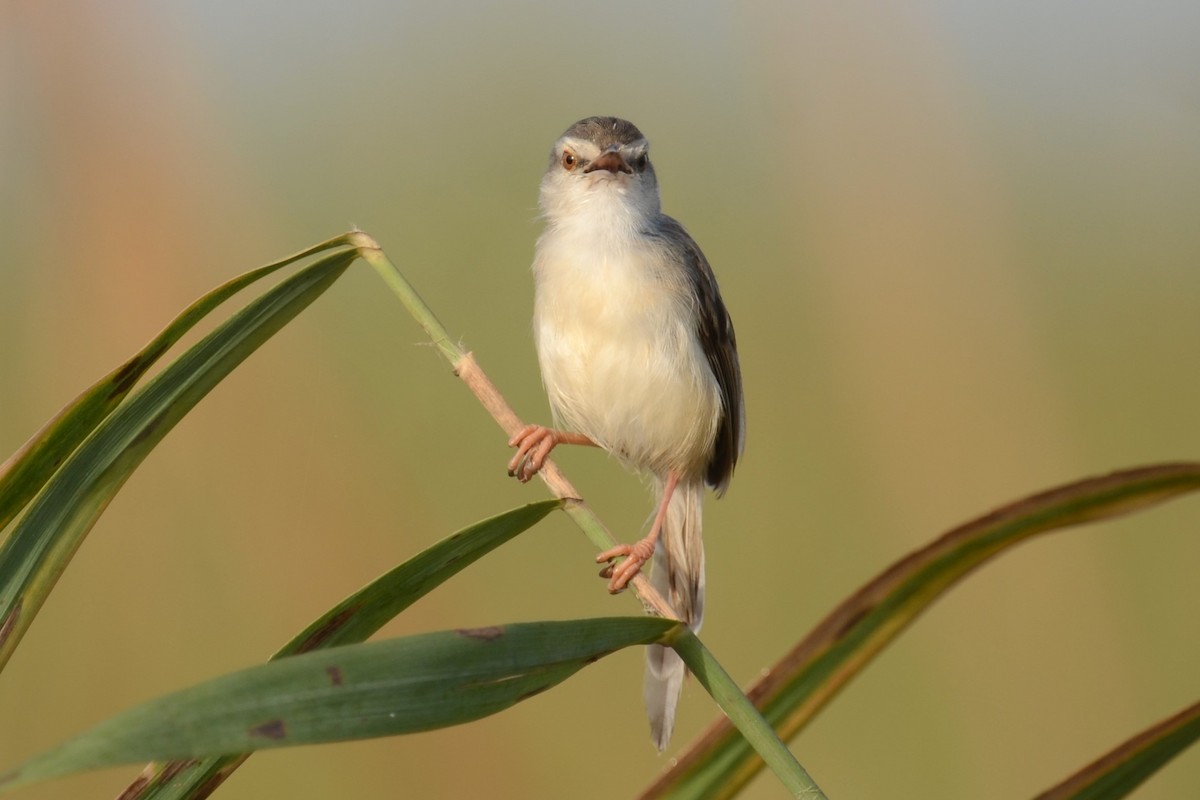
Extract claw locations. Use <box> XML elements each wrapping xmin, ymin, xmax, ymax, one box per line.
<box><xmin>506</xmin><ymin>424</ymin><xmax>559</xmax><ymax>481</ymax></box>
<box><xmin>595</xmin><ymin>539</ymin><xmax>655</xmax><ymax>594</ymax></box>
<box><xmin>591</xmin><ymin>471</ymin><xmax>681</xmax><ymax>594</ymax></box>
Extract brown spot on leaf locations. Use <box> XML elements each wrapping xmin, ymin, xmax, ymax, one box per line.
<box><xmin>187</xmin><ymin>762</ymin><xmax>244</xmax><ymax>800</ymax></box>
<box><xmin>128</xmin><ymin>416</ymin><xmax>164</xmax><ymax>448</ymax></box>
<box><xmin>116</xmin><ymin>760</ymin><xmax>202</xmax><ymax>799</ymax></box>
<box><xmin>830</xmin><ymin>604</ymin><xmax>874</xmax><ymax>643</ymax></box>
<box><xmin>295</xmin><ymin>606</ymin><xmax>359</xmax><ymax>653</ymax></box>
<box><xmin>107</xmin><ymin>342</ymin><xmax>169</xmax><ymax>400</ymax></box>
<box><xmin>114</xmin><ymin>774</ymin><xmax>150</xmax><ymax>800</ymax></box>
<box><xmin>159</xmin><ymin>760</ymin><xmax>199</xmax><ymax>781</ymax></box>
<box><xmin>248</xmin><ymin>719</ymin><xmax>287</xmax><ymax>740</ymax></box>
<box><xmin>456</xmin><ymin>625</ymin><xmax>505</xmax><ymax>641</ymax></box>
<box><xmin>518</xmin><ymin>683</ymin><xmax>552</xmax><ymax>702</ymax></box>
<box><xmin>192</xmin><ymin>771</ymin><xmax>233</xmax><ymax>800</ymax></box>
<box><xmin>0</xmin><ymin>601</ymin><xmax>21</xmax><ymax>651</ymax></box>
<box><xmin>107</xmin><ymin>356</ymin><xmax>148</xmax><ymax>399</ymax></box>
<box><xmin>326</xmin><ymin>665</ymin><xmax>344</xmax><ymax>686</ymax></box>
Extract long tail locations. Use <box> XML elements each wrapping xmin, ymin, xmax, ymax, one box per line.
<box><xmin>644</xmin><ymin>478</ymin><xmax>705</xmax><ymax>751</ymax></box>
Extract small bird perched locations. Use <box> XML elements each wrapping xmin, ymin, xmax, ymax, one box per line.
<box><xmin>507</xmin><ymin>116</ymin><xmax>745</xmax><ymax>750</ymax></box>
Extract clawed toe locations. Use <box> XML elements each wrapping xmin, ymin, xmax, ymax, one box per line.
<box><xmin>596</xmin><ymin>540</ymin><xmax>654</xmax><ymax>594</ymax></box>
<box><xmin>506</xmin><ymin>425</ymin><xmax>557</xmax><ymax>481</ymax></box>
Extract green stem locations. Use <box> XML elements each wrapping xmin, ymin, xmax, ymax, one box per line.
<box><xmin>350</xmin><ymin>231</ymin><xmax>462</xmax><ymax>364</ymax></box>
<box><xmin>672</xmin><ymin>630</ymin><xmax>829</xmax><ymax>800</ymax></box>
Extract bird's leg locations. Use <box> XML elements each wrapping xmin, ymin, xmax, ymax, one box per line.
<box><xmin>596</xmin><ymin>471</ymin><xmax>681</xmax><ymax>595</ymax></box>
<box><xmin>507</xmin><ymin>424</ymin><xmax>596</xmax><ymax>482</ymax></box>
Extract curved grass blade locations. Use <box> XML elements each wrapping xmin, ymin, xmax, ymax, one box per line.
<box><xmin>121</xmin><ymin>499</ymin><xmax>562</xmax><ymax>799</ymax></box>
<box><xmin>643</xmin><ymin>462</ymin><xmax>1200</xmax><ymax>799</ymax></box>
<box><xmin>0</xmin><ymin>250</ymin><xmax>357</xmax><ymax>671</ymax></box>
<box><xmin>0</xmin><ymin>234</ymin><xmax>356</xmax><ymax>533</ymax></box>
<box><xmin>281</xmin><ymin>499</ymin><xmax>564</xmax><ymax>655</ymax></box>
<box><xmin>1033</xmin><ymin>699</ymin><xmax>1200</xmax><ymax>800</ymax></box>
<box><xmin>0</xmin><ymin>617</ymin><xmax>681</xmax><ymax>791</ymax></box>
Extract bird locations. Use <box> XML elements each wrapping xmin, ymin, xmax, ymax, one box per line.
<box><xmin>506</xmin><ymin>116</ymin><xmax>744</xmax><ymax>750</ymax></box>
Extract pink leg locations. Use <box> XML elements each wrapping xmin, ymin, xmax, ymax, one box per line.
<box><xmin>506</xmin><ymin>424</ymin><xmax>595</xmax><ymax>482</ymax></box>
<box><xmin>596</xmin><ymin>471</ymin><xmax>682</xmax><ymax>594</ymax></box>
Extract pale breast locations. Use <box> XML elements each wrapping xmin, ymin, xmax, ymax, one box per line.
<box><xmin>532</xmin><ymin>233</ymin><xmax>722</xmax><ymax>477</ymax></box>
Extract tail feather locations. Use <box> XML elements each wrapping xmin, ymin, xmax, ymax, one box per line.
<box><xmin>644</xmin><ymin>479</ymin><xmax>705</xmax><ymax>751</ymax></box>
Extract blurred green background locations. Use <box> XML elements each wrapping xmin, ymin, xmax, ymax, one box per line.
<box><xmin>2</xmin><ymin>2</ymin><xmax>1198</xmax><ymax>798</ymax></box>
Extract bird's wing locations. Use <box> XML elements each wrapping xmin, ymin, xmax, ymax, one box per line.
<box><xmin>655</xmin><ymin>216</ymin><xmax>745</xmax><ymax>494</ymax></box>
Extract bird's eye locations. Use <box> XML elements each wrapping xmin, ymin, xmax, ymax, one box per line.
<box><xmin>561</xmin><ymin>152</ymin><xmax>578</xmax><ymax>171</ymax></box>
<box><xmin>632</xmin><ymin>153</ymin><xmax>648</xmax><ymax>172</ymax></box>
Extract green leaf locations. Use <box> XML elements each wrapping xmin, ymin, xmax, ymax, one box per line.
<box><xmin>123</xmin><ymin>499</ymin><xmax>562</xmax><ymax>799</ymax></box>
<box><xmin>0</xmin><ymin>617</ymin><xmax>680</xmax><ymax>791</ymax></box>
<box><xmin>643</xmin><ymin>463</ymin><xmax>1200</xmax><ymax>799</ymax></box>
<box><xmin>1033</xmin><ymin>699</ymin><xmax>1200</xmax><ymax>800</ymax></box>
<box><xmin>0</xmin><ymin>249</ymin><xmax>357</xmax><ymax>671</ymax></box>
<box><xmin>279</xmin><ymin>499</ymin><xmax>564</xmax><ymax>655</ymax></box>
<box><xmin>0</xmin><ymin>234</ymin><xmax>355</xmax><ymax>533</ymax></box>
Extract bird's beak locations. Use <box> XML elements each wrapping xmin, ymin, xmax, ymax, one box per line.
<box><xmin>584</xmin><ymin>147</ymin><xmax>632</xmax><ymax>175</ymax></box>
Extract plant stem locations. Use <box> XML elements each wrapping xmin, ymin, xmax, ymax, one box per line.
<box><xmin>672</xmin><ymin>630</ymin><xmax>829</xmax><ymax>800</ymax></box>
<box><xmin>350</xmin><ymin>232</ymin><xmax>677</xmax><ymax>620</ymax></box>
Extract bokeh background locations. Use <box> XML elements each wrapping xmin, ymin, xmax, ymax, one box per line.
<box><xmin>2</xmin><ymin>2</ymin><xmax>1198</xmax><ymax>798</ymax></box>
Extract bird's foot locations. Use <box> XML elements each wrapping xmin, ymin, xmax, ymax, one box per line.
<box><xmin>596</xmin><ymin>537</ymin><xmax>656</xmax><ymax>594</ymax></box>
<box><xmin>507</xmin><ymin>426</ymin><xmax>595</xmax><ymax>481</ymax></box>
<box><xmin>506</xmin><ymin>424</ymin><xmax>563</xmax><ymax>482</ymax></box>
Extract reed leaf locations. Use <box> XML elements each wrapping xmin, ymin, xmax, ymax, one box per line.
<box><xmin>0</xmin><ymin>249</ymin><xmax>356</xmax><ymax>671</ymax></box>
<box><xmin>643</xmin><ymin>463</ymin><xmax>1200</xmax><ymax>799</ymax></box>
<box><xmin>0</xmin><ymin>617</ymin><xmax>679</xmax><ymax>791</ymax></box>
<box><xmin>120</xmin><ymin>500</ymin><xmax>561</xmax><ymax>799</ymax></box>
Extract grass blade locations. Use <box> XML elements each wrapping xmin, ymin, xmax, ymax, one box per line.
<box><xmin>0</xmin><ymin>234</ymin><xmax>355</xmax><ymax>533</ymax></box>
<box><xmin>0</xmin><ymin>250</ymin><xmax>356</xmax><ymax>671</ymax></box>
<box><xmin>1033</xmin><ymin>699</ymin><xmax>1200</xmax><ymax>800</ymax></box>
<box><xmin>643</xmin><ymin>463</ymin><xmax>1200</xmax><ymax>799</ymax></box>
<box><xmin>121</xmin><ymin>500</ymin><xmax>562</xmax><ymax>799</ymax></box>
<box><xmin>279</xmin><ymin>499</ymin><xmax>564</xmax><ymax>655</ymax></box>
<box><xmin>0</xmin><ymin>617</ymin><xmax>681</xmax><ymax>791</ymax></box>
<box><xmin>671</xmin><ymin>631</ymin><xmax>828</xmax><ymax>800</ymax></box>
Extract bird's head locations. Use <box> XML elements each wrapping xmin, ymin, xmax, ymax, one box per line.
<box><xmin>538</xmin><ymin>116</ymin><xmax>661</xmax><ymax>226</ymax></box>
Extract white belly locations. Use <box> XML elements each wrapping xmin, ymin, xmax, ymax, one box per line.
<box><xmin>532</xmin><ymin>233</ymin><xmax>721</xmax><ymax>478</ymax></box>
